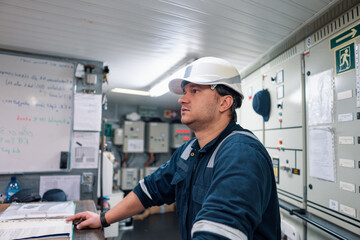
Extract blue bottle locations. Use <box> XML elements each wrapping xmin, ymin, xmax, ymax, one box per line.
<box><xmin>6</xmin><ymin>176</ymin><xmax>21</xmax><ymax>202</ymax></box>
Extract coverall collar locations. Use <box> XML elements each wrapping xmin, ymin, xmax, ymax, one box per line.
<box><xmin>191</xmin><ymin>121</ymin><xmax>238</xmax><ymax>153</ymax></box>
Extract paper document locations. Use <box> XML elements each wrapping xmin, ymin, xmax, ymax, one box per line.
<box><xmin>0</xmin><ymin>201</ymin><xmax>75</xmax><ymax>220</ymax></box>
<box><xmin>71</xmin><ymin>131</ymin><xmax>100</xmax><ymax>169</ymax></box>
<box><xmin>0</xmin><ymin>219</ymin><xmax>72</xmax><ymax>240</ymax></box>
<box><xmin>306</xmin><ymin>69</ymin><xmax>334</xmax><ymax>126</ymax></box>
<box><xmin>0</xmin><ymin>202</ymin><xmax>75</xmax><ymax>240</ymax></box>
<box><xmin>308</xmin><ymin>127</ymin><xmax>335</xmax><ymax>182</ymax></box>
<box><xmin>39</xmin><ymin>175</ymin><xmax>81</xmax><ymax>201</ymax></box>
<box><xmin>73</xmin><ymin>93</ymin><xmax>102</xmax><ymax>131</ymax></box>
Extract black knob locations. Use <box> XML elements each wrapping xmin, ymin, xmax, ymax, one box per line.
<box><xmin>308</xmin><ymin>184</ymin><xmax>313</xmax><ymax>189</ymax></box>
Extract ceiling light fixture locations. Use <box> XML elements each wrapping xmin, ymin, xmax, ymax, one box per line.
<box><xmin>111</xmin><ymin>57</ymin><xmax>196</xmax><ymax>98</ymax></box>
<box><xmin>111</xmin><ymin>88</ymin><xmax>150</xmax><ymax>96</ymax></box>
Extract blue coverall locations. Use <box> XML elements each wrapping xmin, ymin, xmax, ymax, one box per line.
<box><xmin>133</xmin><ymin>121</ymin><xmax>281</xmax><ymax>239</ymax></box>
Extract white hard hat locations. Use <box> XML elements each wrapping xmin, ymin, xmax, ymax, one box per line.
<box><xmin>168</xmin><ymin>57</ymin><xmax>242</xmax><ymax>95</ymax></box>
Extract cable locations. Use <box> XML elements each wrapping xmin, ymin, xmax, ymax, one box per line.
<box><xmin>145</xmin><ymin>153</ymin><xmax>154</xmax><ymax>167</ymax></box>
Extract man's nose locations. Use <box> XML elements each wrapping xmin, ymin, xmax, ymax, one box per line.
<box><xmin>178</xmin><ymin>95</ymin><xmax>187</xmax><ymax>104</ymax></box>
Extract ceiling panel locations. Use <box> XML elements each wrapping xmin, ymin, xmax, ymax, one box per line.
<box><xmin>0</xmin><ymin>0</ymin><xmax>340</xmax><ymax>108</ymax></box>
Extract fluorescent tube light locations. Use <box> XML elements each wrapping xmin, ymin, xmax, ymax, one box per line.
<box><xmin>111</xmin><ymin>57</ymin><xmax>195</xmax><ymax>97</ymax></box>
<box><xmin>111</xmin><ymin>88</ymin><xmax>150</xmax><ymax>96</ymax></box>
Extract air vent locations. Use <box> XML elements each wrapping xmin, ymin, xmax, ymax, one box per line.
<box><xmin>313</xmin><ymin>5</ymin><xmax>360</xmax><ymax>43</ymax></box>
<box><xmin>269</xmin><ymin>46</ymin><xmax>298</xmax><ymax>68</ymax></box>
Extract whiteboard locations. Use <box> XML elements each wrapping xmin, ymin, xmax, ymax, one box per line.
<box><xmin>0</xmin><ymin>53</ymin><xmax>74</xmax><ymax>173</ymax></box>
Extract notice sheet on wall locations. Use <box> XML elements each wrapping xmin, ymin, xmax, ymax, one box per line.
<box><xmin>71</xmin><ymin>131</ymin><xmax>99</xmax><ymax>169</ymax></box>
<box><xmin>306</xmin><ymin>69</ymin><xmax>334</xmax><ymax>126</ymax></box>
<box><xmin>73</xmin><ymin>93</ymin><xmax>102</xmax><ymax>131</ymax></box>
<box><xmin>308</xmin><ymin>127</ymin><xmax>335</xmax><ymax>182</ymax></box>
<box><xmin>40</xmin><ymin>175</ymin><xmax>80</xmax><ymax>201</ymax></box>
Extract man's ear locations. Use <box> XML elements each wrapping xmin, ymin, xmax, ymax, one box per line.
<box><xmin>219</xmin><ymin>95</ymin><xmax>233</xmax><ymax>113</ymax></box>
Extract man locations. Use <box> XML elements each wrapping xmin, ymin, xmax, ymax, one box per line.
<box><xmin>67</xmin><ymin>57</ymin><xmax>281</xmax><ymax>240</ymax></box>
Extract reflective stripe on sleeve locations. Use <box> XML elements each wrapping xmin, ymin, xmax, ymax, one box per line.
<box><xmin>139</xmin><ymin>179</ymin><xmax>152</xmax><ymax>200</ymax></box>
<box><xmin>191</xmin><ymin>219</ymin><xmax>248</xmax><ymax>240</ymax></box>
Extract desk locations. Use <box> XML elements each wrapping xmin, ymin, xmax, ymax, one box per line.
<box><xmin>0</xmin><ymin>200</ymin><xmax>105</xmax><ymax>240</ymax></box>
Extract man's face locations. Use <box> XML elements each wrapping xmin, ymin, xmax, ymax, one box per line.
<box><xmin>178</xmin><ymin>83</ymin><xmax>220</xmax><ymax>130</ymax></box>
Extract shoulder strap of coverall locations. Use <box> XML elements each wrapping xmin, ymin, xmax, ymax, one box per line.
<box><xmin>207</xmin><ymin>131</ymin><xmax>260</xmax><ymax>168</ymax></box>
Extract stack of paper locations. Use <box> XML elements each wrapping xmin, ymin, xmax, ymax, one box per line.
<box><xmin>0</xmin><ymin>202</ymin><xmax>75</xmax><ymax>240</ymax></box>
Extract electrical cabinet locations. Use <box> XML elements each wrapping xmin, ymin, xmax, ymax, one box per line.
<box><xmin>113</xmin><ymin>128</ymin><xmax>123</xmax><ymax>145</ymax></box>
<box><xmin>146</xmin><ymin>122</ymin><xmax>169</xmax><ymax>153</ymax></box>
<box><xmin>120</xmin><ymin>168</ymin><xmax>138</xmax><ymax>190</ymax></box>
<box><xmin>238</xmin><ymin>6</ymin><xmax>360</xmax><ymax>239</ymax></box>
<box><xmin>238</xmin><ymin>70</ymin><xmax>264</xmax><ymax>131</ymax></box>
<box><xmin>304</xmin><ymin>18</ymin><xmax>360</xmax><ymax>235</ymax></box>
<box><xmin>170</xmin><ymin>123</ymin><xmax>192</xmax><ymax>148</ymax></box>
<box><xmin>241</xmin><ymin>44</ymin><xmax>306</xmax><ymax>238</ymax></box>
<box><xmin>257</xmin><ymin>45</ymin><xmax>306</xmax><ymax>215</ymax></box>
<box><xmin>266</xmin><ymin>128</ymin><xmax>304</xmax><ymax>207</ymax></box>
<box><xmin>268</xmin><ymin>149</ymin><xmax>303</xmax><ymax>202</ymax></box>
<box><xmin>263</xmin><ymin>53</ymin><xmax>303</xmax><ymax>130</ymax></box>
<box><xmin>123</xmin><ymin>121</ymin><xmax>145</xmax><ymax>153</ymax></box>
<box><xmin>280</xmin><ymin>210</ymin><xmax>303</xmax><ymax>240</ymax></box>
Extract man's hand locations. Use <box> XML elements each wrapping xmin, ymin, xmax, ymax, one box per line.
<box><xmin>66</xmin><ymin>192</ymin><xmax>145</xmax><ymax>230</ymax></box>
<box><xmin>66</xmin><ymin>211</ymin><xmax>101</xmax><ymax>230</ymax></box>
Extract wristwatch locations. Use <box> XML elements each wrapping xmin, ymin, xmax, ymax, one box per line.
<box><xmin>100</xmin><ymin>211</ymin><xmax>110</xmax><ymax>228</ymax></box>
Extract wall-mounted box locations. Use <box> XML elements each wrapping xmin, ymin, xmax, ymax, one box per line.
<box><xmin>170</xmin><ymin>123</ymin><xmax>192</xmax><ymax>148</ymax></box>
<box><xmin>120</xmin><ymin>168</ymin><xmax>138</xmax><ymax>190</ymax></box>
<box><xmin>123</xmin><ymin>121</ymin><xmax>145</xmax><ymax>153</ymax></box>
<box><xmin>146</xmin><ymin>122</ymin><xmax>169</xmax><ymax>153</ymax></box>
<box><xmin>113</xmin><ymin>128</ymin><xmax>123</xmax><ymax>145</ymax></box>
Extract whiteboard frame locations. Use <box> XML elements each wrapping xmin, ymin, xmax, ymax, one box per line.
<box><xmin>0</xmin><ymin>49</ymin><xmax>76</xmax><ymax>174</ymax></box>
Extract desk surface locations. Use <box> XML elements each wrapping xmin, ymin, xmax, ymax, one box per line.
<box><xmin>0</xmin><ymin>200</ymin><xmax>105</xmax><ymax>240</ymax></box>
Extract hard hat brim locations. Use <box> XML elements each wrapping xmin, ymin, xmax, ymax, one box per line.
<box><xmin>168</xmin><ymin>75</ymin><xmax>242</xmax><ymax>96</ymax></box>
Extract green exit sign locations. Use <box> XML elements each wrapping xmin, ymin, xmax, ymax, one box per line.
<box><xmin>330</xmin><ymin>23</ymin><xmax>360</xmax><ymax>49</ymax></box>
<box><xmin>335</xmin><ymin>42</ymin><xmax>355</xmax><ymax>75</ymax></box>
